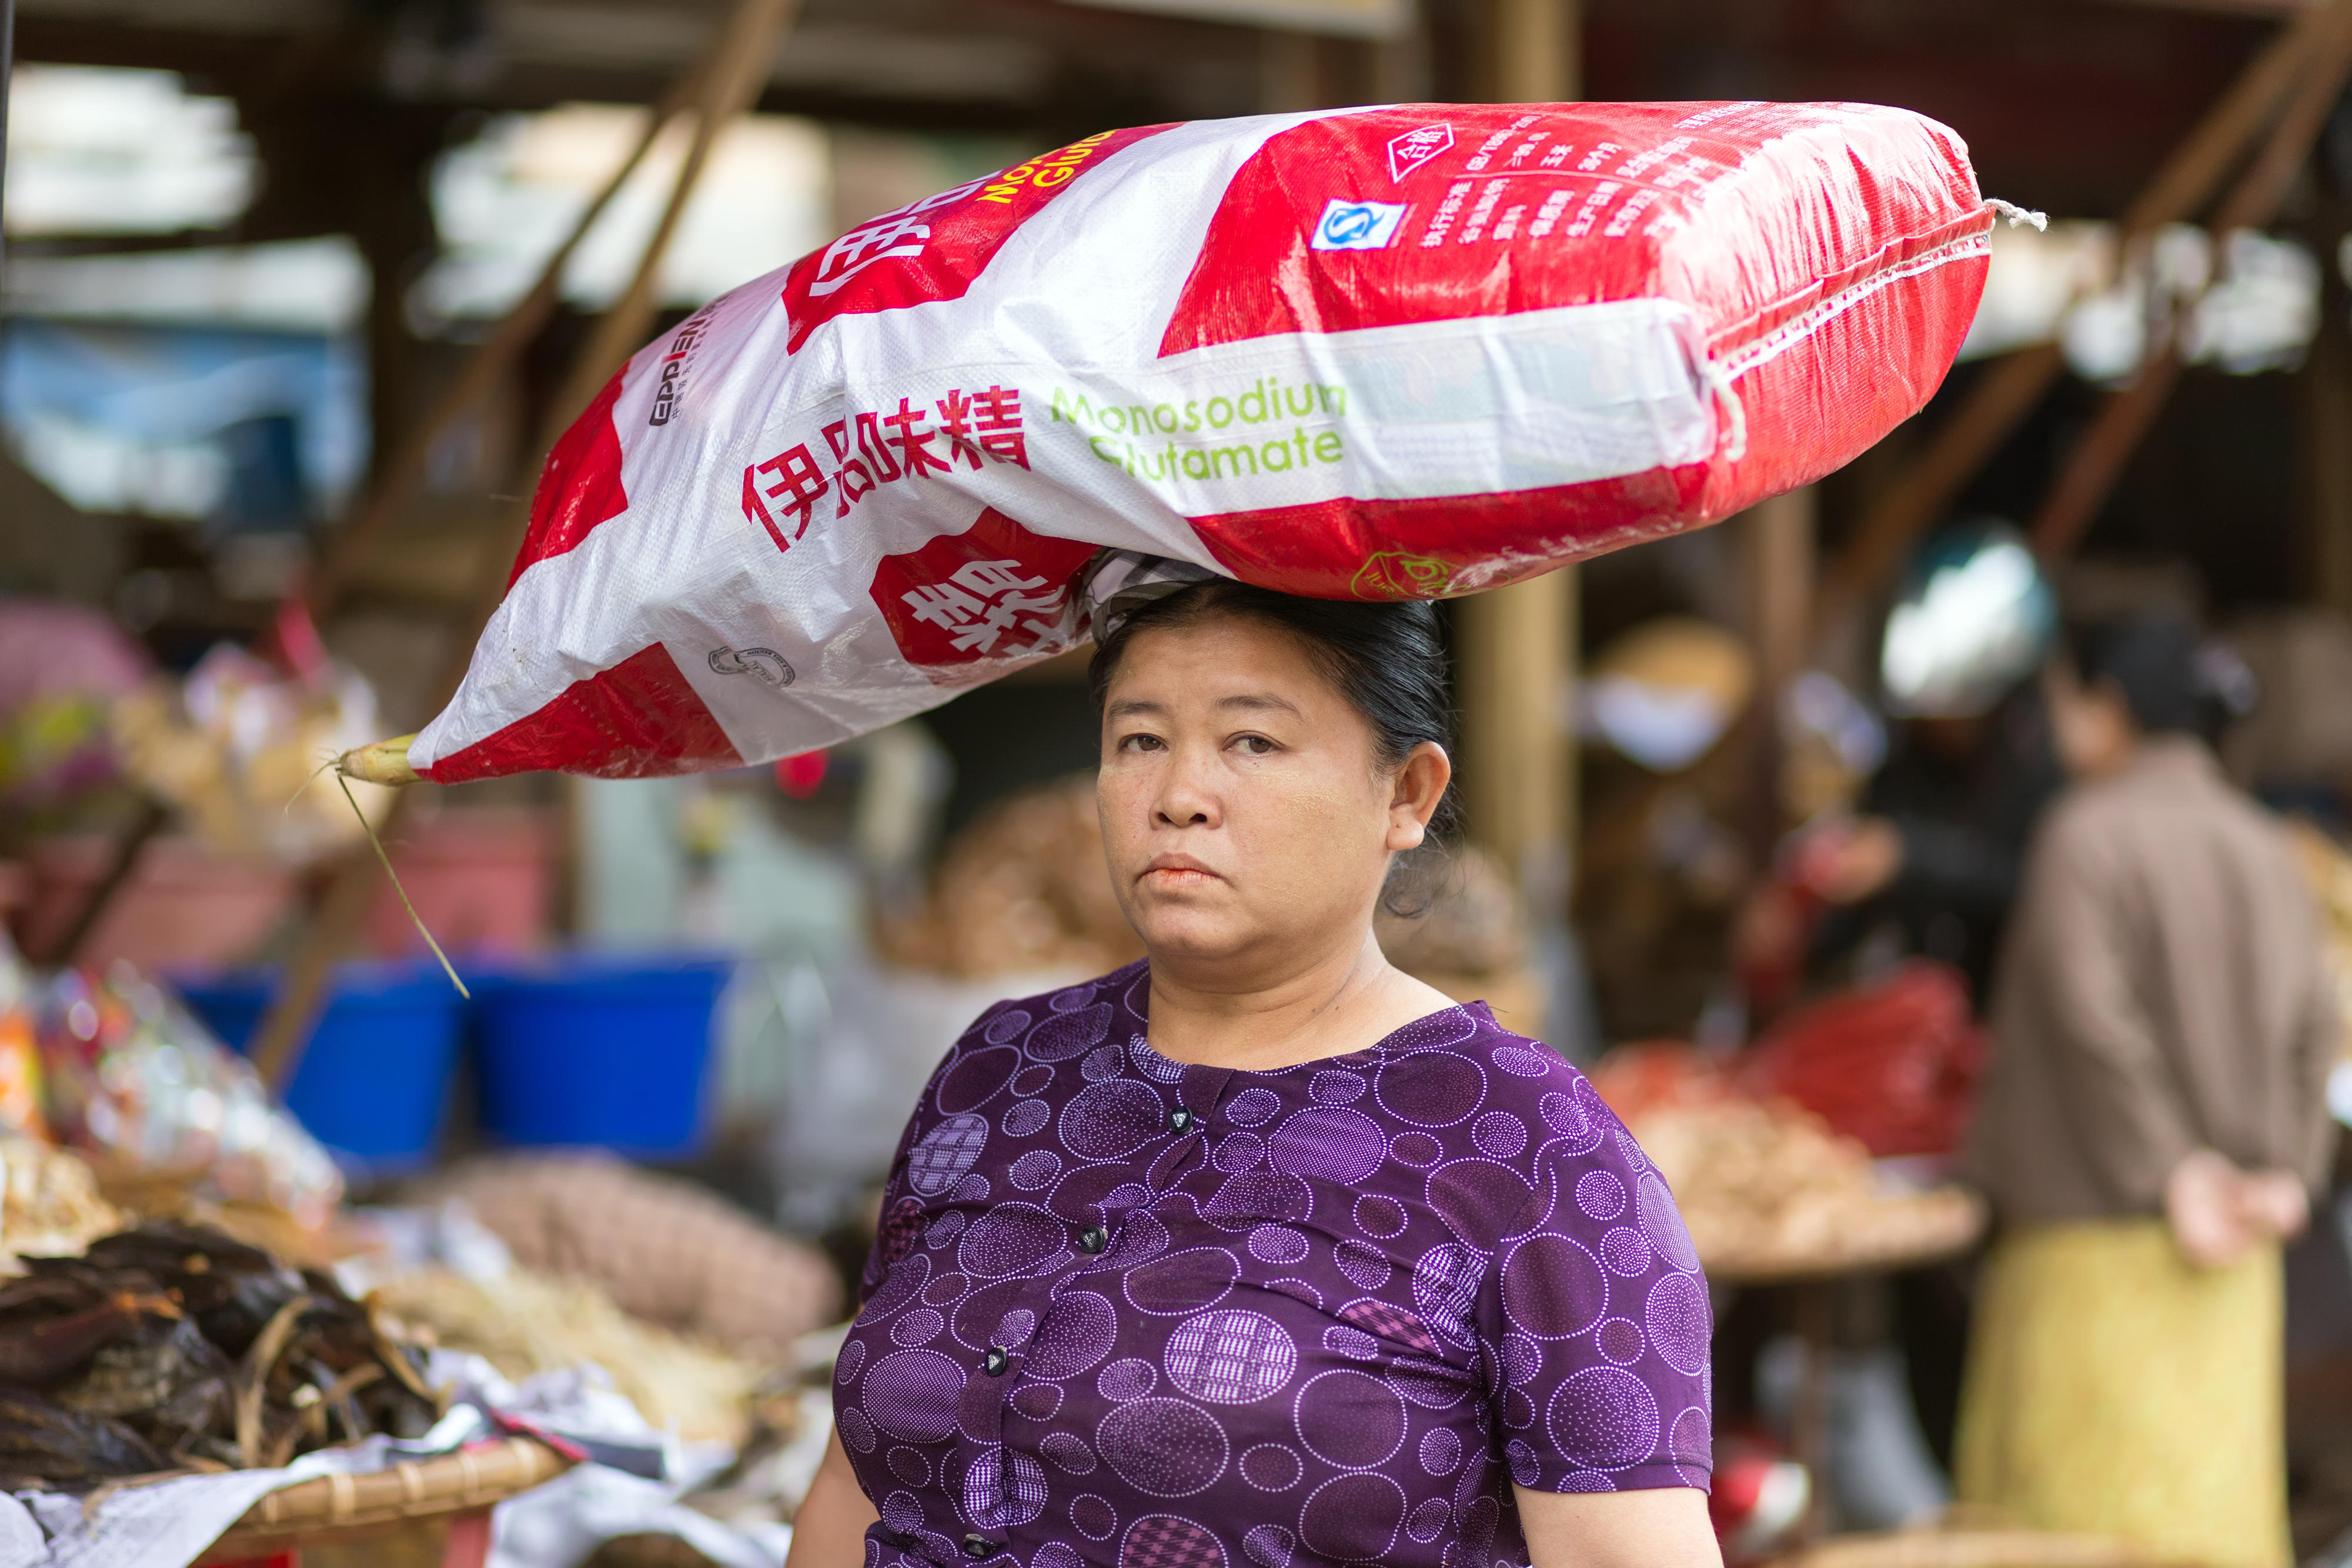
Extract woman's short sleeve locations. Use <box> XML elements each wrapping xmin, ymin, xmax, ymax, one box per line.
<box><xmin>1474</xmin><ymin>1075</ymin><xmax>1714</xmax><ymax>1493</ymax></box>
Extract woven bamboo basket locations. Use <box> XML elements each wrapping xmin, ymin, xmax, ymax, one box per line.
<box><xmin>192</xmin><ymin>1436</ymin><xmax>572</xmax><ymax>1563</ymax></box>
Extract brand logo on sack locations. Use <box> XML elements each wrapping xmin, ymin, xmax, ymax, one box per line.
<box><xmin>1350</xmin><ymin>551</ymin><xmax>1453</xmax><ymax>600</ymax></box>
<box><xmin>707</xmin><ymin>647</ymin><xmax>794</xmax><ymax>687</ymax></box>
<box><xmin>1312</xmin><ymin>199</ymin><xmax>1406</xmax><ymax>252</ymax></box>
<box><xmin>1387</xmin><ymin>123</ymin><xmax>1454</xmax><ymax>182</ymax></box>
<box><xmin>648</xmin><ymin>305</ymin><xmax>718</xmax><ymax>427</ymax></box>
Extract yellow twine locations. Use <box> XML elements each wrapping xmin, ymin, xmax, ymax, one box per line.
<box><xmin>336</xmin><ymin>773</ymin><xmax>469</xmax><ymax>999</ymax></box>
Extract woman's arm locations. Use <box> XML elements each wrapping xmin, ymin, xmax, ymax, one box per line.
<box><xmin>784</xmin><ymin>1429</ymin><xmax>880</xmax><ymax>1568</ymax></box>
<box><xmin>1515</xmin><ymin>1484</ymin><xmax>1723</xmax><ymax>1568</ymax></box>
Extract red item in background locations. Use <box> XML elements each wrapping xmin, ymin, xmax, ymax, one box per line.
<box><xmin>1708</xmin><ymin>1429</ymin><xmax>1810</xmax><ymax>1564</ymax></box>
<box><xmin>1738</xmin><ymin>959</ymin><xmax>1986</xmax><ymax>1158</ymax></box>
<box><xmin>1586</xmin><ymin>1039</ymin><xmax>1729</xmax><ymax>1124</ymax></box>
<box><xmin>774</xmin><ymin>751</ymin><xmax>828</xmax><ymax>799</ymax></box>
<box><xmin>360</xmin><ymin>808</ymin><xmax>554</xmax><ymax>960</ymax></box>
<box><xmin>15</xmin><ymin>837</ymin><xmax>292</xmax><ymax>972</ymax></box>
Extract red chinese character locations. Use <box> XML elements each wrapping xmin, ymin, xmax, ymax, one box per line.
<box><xmin>950</xmin><ymin>559</ymin><xmax>1049</xmax><ymax>599</ymax></box>
<box><xmin>884</xmin><ymin>397</ymin><xmax>953</xmax><ymax>479</ymax></box>
<box><xmin>933</xmin><ymin>389</ymin><xmax>987</xmax><ymax>470</ymax></box>
<box><xmin>854</xmin><ymin>412</ymin><xmax>902</xmax><ymax>482</ymax></box>
<box><xmin>913</xmin><ymin>558</ymin><xmax>1065</xmax><ymax>653</ymax></box>
<box><xmin>807</xmin><ymin>213</ymin><xmax>933</xmax><ymax>299</ymax></box>
<box><xmin>971</xmin><ymin>385</ymin><xmax>1027</xmax><ymax>468</ymax></box>
<box><xmin>740</xmin><ymin>444</ymin><xmax>828</xmax><ymax>550</ymax></box>
<box><xmin>823</xmin><ymin>420</ymin><xmax>878</xmax><ymax>517</ymax></box>
<box><xmin>900</xmin><ymin>582</ymin><xmax>990</xmax><ymax>644</ymax></box>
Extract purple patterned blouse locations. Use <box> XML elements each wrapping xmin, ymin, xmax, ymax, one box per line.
<box><xmin>841</xmin><ymin>961</ymin><xmax>1712</xmax><ymax>1568</ymax></box>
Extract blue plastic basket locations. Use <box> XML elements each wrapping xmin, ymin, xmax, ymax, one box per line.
<box><xmin>466</xmin><ymin>953</ymin><xmax>731</xmax><ymax>1159</ymax></box>
<box><xmin>175</xmin><ymin>962</ymin><xmax>467</xmax><ymax>1176</ymax></box>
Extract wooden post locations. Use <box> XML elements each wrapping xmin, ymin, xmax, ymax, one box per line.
<box><xmin>1744</xmin><ymin>487</ymin><xmax>1815</xmax><ymax>860</ymax></box>
<box><xmin>1459</xmin><ymin>0</ymin><xmax>1578</xmax><ymax>918</ymax></box>
<box><xmin>1461</xmin><ymin>573</ymin><xmax>1575</xmax><ymax>906</ymax></box>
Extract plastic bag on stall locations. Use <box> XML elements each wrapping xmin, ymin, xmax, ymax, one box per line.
<box><xmin>36</xmin><ymin>962</ymin><xmax>345</xmax><ymax>1226</ymax></box>
<box><xmin>408</xmin><ymin>101</ymin><xmax>2006</xmax><ymax>783</ymax></box>
<box><xmin>111</xmin><ymin>606</ymin><xmax>395</xmax><ymax>864</ymax></box>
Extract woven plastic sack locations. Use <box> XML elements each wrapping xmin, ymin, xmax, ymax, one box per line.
<box><xmin>413</xmin><ymin>101</ymin><xmax>2001</xmax><ymax>782</ymax></box>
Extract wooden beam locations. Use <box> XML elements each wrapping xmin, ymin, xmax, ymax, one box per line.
<box><xmin>1814</xmin><ymin>0</ymin><xmax>2347</xmax><ymax>630</ymax></box>
<box><xmin>2029</xmin><ymin>0</ymin><xmax>2352</xmax><ymax>561</ymax></box>
<box><xmin>306</xmin><ymin>63</ymin><xmax>708</xmax><ymax>616</ymax></box>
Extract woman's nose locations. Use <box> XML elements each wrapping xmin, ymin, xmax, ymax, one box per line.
<box><xmin>1152</xmin><ymin>745</ymin><xmax>1218</xmax><ymax>827</ymax></box>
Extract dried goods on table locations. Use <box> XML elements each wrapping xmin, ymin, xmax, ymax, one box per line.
<box><xmin>409</xmin><ymin>1155</ymin><xmax>841</xmax><ymax>1363</ymax></box>
<box><xmin>0</xmin><ymin>1221</ymin><xmax>436</xmax><ymax>1487</ymax></box>
<box><xmin>1592</xmin><ymin>1043</ymin><xmax>1983</xmax><ymax>1279</ymax></box>
<box><xmin>0</xmin><ymin>1139</ymin><xmax>121</xmax><ymax>1263</ymax></box>
<box><xmin>370</xmin><ymin>1266</ymin><xmax>766</xmax><ymax>1447</ymax></box>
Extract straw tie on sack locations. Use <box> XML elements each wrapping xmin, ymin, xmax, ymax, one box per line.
<box><xmin>329</xmin><ymin>735</ymin><xmax>467</xmax><ymax>999</ymax></box>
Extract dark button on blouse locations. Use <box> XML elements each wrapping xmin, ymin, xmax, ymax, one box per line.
<box><xmin>1074</xmin><ymin>1223</ymin><xmax>1108</xmax><ymax>1253</ymax></box>
<box><xmin>961</xmin><ymin>1534</ymin><xmax>995</xmax><ymax>1559</ymax></box>
<box><xmin>982</xmin><ymin>1345</ymin><xmax>1008</xmax><ymax>1376</ymax></box>
<box><xmin>1167</xmin><ymin>1105</ymin><xmax>1194</xmax><ymax>1131</ymax></box>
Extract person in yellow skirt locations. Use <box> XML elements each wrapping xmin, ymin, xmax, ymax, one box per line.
<box><xmin>1957</xmin><ymin>611</ymin><xmax>2338</xmax><ymax>1568</ymax></box>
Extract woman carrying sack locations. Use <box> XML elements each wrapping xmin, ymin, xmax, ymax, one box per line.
<box><xmin>786</xmin><ymin>565</ymin><xmax>1722</xmax><ymax>1568</ymax></box>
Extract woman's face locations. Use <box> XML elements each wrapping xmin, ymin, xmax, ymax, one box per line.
<box><xmin>1096</xmin><ymin>613</ymin><xmax>1449</xmax><ymax>976</ymax></box>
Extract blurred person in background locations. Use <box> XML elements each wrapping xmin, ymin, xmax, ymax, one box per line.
<box><xmin>1741</xmin><ymin>524</ymin><xmax>2065</xmax><ymax>1013</ymax></box>
<box><xmin>1955</xmin><ymin>610</ymin><xmax>2338</xmax><ymax>1568</ymax></box>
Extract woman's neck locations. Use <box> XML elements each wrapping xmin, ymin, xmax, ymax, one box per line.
<box><xmin>1144</xmin><ymin>928</ymin><xmax>1458</xmax><ymax>1072</ymax></box>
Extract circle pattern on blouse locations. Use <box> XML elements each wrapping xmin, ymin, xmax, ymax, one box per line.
<box><xmin>838</xmin><ymin>965</ymin><xmax>1710</xmax><ymax>1568</ymax></box>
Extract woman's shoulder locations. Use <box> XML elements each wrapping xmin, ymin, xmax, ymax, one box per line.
<box><xmin>1362</xmin><ymin>1005</ymin><xmax>1654</xmax><ymax>1245</ymax></box>
<box><xmin>1369</xmin><ymin>1001</ymin><xmax>1611</xmax><ymax>1125</ymax></box>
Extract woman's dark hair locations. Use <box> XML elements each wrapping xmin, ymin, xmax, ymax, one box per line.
<box><xmin>1087</xmin><ymin>580</ymin><xmax>1459</xmax><ymax>915</ymax></box>
<box><xmin>2066</xmin><ymin>610</ymin><xmax>2203</xmax><ymax>735</ymax></box>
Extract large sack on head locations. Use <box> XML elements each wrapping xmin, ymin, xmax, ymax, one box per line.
<box><xmin>412</xmin><ymin>101</ymin><xmax>2002</xmax><ymax>783</ymax></box>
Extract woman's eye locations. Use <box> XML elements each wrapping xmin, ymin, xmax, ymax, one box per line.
<box><xmin>1232</xmin><ymin>734</ymin><xmax>1276</xmax><ymax>755</ymax></box>
<box><xmin>1117</xmin><ymin>733</ymin><xmax>1164</xmax><ymax>753</ymax></box>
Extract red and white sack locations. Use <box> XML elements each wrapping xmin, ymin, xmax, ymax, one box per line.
<box><xmin>412</xmin><ymin>100</ymin><xmax>2004</xmax><ymax>783</ymax></box>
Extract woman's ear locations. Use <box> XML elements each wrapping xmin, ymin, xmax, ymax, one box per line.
<box><xmin>1387</xmin><ymin>741</ymin><xmax>1452</xmax><ymax>852</ymax></box>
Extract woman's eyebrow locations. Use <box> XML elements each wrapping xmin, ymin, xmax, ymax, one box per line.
<box><xmin>1105</xmin><ymin>698</ymin><xmax>1167</xmax><ymax>720</ymax></box>
<box><xmin>1217</xmin><ymin>693</ymin><xmax>1302</xmax><ymax>717</ymax></box>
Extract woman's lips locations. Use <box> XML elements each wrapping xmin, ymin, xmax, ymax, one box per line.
<box><xmin>1141</xmin><ymin>856</ymin><xmax>1220</xmax><ymax>887</ymax></box>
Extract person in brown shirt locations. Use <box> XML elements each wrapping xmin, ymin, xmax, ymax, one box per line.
<box><xmin>1955</xmin><ymin>610</ymin><xmax>2338</xmax><ymax>1568</ymax></box>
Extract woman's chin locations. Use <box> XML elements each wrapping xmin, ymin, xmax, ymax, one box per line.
<box><xmin>1129</xmin><ymin>908</ymin><xmax>1265</xmax><ymax>967</ymax></box>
